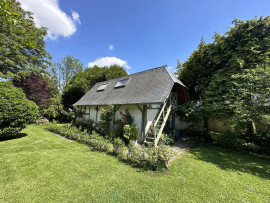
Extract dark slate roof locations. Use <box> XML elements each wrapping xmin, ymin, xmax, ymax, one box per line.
<box><xmin>74</xmin><ymin>65</ymin><xmax>186</xmax><ymax>106</ymax></box>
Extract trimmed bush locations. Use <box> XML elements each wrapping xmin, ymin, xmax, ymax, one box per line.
<box><xmin>210</xmin><ymin>130</ymin><xmax>270</xmax><ymax>155</ymax></box>
<box><xmin>0</xmin><ymin>82</ymin><xmax>39</xmax><ymax>138</ymax></box>
<box><xmin>47</xmin><ymin>123</ymin><xmax>175</xmax><ymax>170</ymax></box>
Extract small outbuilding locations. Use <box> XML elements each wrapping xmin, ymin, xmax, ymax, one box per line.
<box><xmin>74</xmin><ymin>65</ymin><xmax>189</xmax><ymax>146</ymax></box>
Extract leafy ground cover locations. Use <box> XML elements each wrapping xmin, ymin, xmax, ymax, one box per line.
<box><xmin>0</xmin><ymin>125</ymin><xmax>269</xmax><ymax>202</ymax></box>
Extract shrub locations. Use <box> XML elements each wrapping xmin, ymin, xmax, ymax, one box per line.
<box><xmin>160</xmin><ymin>133</ymin><xmax>175</xmax><ymax>146</ymax></box>
<box><xmin>0</xmin><ymin>82</ymin><xmax>39</xmax><ymax>138</ymax></box>
<box><xmin>177</xmin><ymin>101</ymin><xmax>203</xmax><ymax>130</ymax></box>
<box><xmin>120</xmin><ymin>108</ymin><xmax>134</xmax><ymax>125</ymax></box>
<box><xmin>127</xmin><ymin>145</ymin><xmax>147</xmax><ymax>167</ymax></box>
<box><xmin>210</xmin><ymin>131</ymin><xmax>240</xmax><ymax>148</ymax></box>
<box><xmin>36</xmin><ymin>118</ymin><xmax>49</xmax><ymax>125</ymax></box>
<box><xmin>123</xmin><ymin>123</ymin><xmax>139</xmax><ymax>142</ymax></box>
<box><xmin>210</xmin><ymin>130</ymin><xmax>270</xmax><ymax>155</ymax></box>
<box><xmin>42</xmin><ymin>95</ymin><xmax>63</xmax><ymax>121</ymax></box>
<box><xmin>76</xmin><ymin>117</ymin><xmax>94</xmax><ymax>133</ymax></box>
<box><xmin>47</xmin><ymin>123</ymin><xmax>175</xmax><ymax>170</ymax></box>
<box><xmin>113</xmin><ymin>119</ymin><xmax>124</xmax><ymax>138</ymax></box>
<box><xmin>113</xmin><ymin>138</ymin><xmax>125</xmax><ymax>156</ymax></box>
<box><xmin>100</xmin><ymin>105</ymin><xmax>114</xmax><ymax>135</ymax></box>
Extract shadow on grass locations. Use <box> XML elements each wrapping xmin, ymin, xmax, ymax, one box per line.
<box><xmin>189</xmin><ymin>143</ymin><xmax>270</xmax><ymax>180</ymax></box>
<box><xmin>0</xmin><ymin>133</ymin><xmax>27</xmax><ymax>142</ymax></box>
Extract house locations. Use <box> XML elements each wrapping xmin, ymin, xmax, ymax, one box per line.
<box><xmin>74</xmin><ymin>65</ymin><xmax>189</xmax><ymax>146</ymax></box>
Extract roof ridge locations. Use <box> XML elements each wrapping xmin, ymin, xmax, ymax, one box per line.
<box><xmin>95</xmin><ymin>65</ymin><xmax>168</xmax><ymax>85</ymax></box>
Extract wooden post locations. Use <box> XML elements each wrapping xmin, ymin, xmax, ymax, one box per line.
<box><xmin>172</xmin><ymin>107</ymin><xmax>176</xmax><ymax>136</ymax></box>
<box><xmin>95</xmin><ymin>106</ymin><xmax>99</xmax><ymax>122</ymax></box>
<box><xmin>142</xmin><ymin>105</ymin><xmax>147</xmax><ymax>142</ymax></box>
<box><xmin>112</xmin><ymin>105</ymin><xmax>116</xmax><ymax>130</ymax></box>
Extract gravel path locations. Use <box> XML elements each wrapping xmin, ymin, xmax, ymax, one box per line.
<box><xmin>170</xmin><ymin>136</ymin><xmax>195</xmax><ymax>162</ymax></box>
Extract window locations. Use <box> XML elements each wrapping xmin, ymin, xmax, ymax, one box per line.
<box><xmin>114</xmin><ymin>78</ymin><xmax>129</xmax><ymax>88</ymax></box>
<box><xmin>97</xmin><ymin>84</ymin><xmax>108</xmax><ymax>91</ymax></box>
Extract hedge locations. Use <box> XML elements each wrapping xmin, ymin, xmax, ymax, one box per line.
<box><xmin>46</xmin><ymin>123</ymin><xmax>175</xmax><ymax>170</ymax></box>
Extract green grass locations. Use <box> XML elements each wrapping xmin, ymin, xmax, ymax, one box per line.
<box><xmin>0</xmin><ymin>125</ymin><xmax>269</xmax><ymax>203</ymax></box>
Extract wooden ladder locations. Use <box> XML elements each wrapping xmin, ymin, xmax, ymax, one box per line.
<box><xmin>144</xmin><ymin>99</ymin><xmax>172</xmax><ymax>147</ymax></box>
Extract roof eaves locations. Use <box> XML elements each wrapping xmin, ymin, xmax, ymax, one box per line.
<box><xmin>165</xmin><ymin>66</ymin><xmax>187</xmax><ymax>88</ymax></box>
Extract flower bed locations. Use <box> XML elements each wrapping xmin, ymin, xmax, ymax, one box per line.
<box><xmin>46</xmin><ymin>123</ymin><xmax>175</xmax><ymax>170</ymax></box>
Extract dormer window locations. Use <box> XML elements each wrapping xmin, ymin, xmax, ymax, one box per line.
<box><xmin>97</xmin><ymin>84</ymin><xmax>108</xmax><ymax>91</ymax></box>
<box><xmin>115</xmin><ymin>78</ymin><xmax>129</xmax><ymax>88</ymax></box>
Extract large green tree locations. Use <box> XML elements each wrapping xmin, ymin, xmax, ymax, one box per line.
<box><xmin>51</xmin><ymin>56</ymin><xmax>83</xmax><ymax>92</ymax></box>
<box><xmin>62</xmin><ymin>65</ymin><xmax>128</xmax><ymax>109</ymax></box>
<box><xmin>179</xmin><ymin>17</ymin><xmax>270</xmax><ymax>132</ymax></box>
<box><xmin>0</xmin><ymin>0</ymin><xmax>51</xmax><ymax>78</ymax></box>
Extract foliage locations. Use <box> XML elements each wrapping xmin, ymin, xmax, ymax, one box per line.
<box><xmin>0</xmin><ymin>0</ymin><xmax>51</xmax><ymax>78</ymax></box>
<box><xmin>76</xmin><ymin>117</ymin><xmax>94</xmax><ymax>133</ymax></box>
<box><xmin>177</xmin><ymin>101</ymin><xmax>203</xmax><ymax>130</ymax></box>
<box><xmin>160</xmin><ymin>133</ymin><xmax>175</xmax><ymax>146</ymax></box>
<box><xmin>204</xmin><ymin>65</ymin><xmax>270</xmax><ymax>132</ymax></box>
<box><xmin>123</xmin><ymin>123</ymin><xmax>139</xmax><ymax>141</ymax></box>
<box><xmin>99</xmin><ymin>105</ymin><xmax>114</xmax><ymax>135</ymax></box>
<box><xmin>36</xmin><ymin>118</ymin><xmax>49</xmax><ymax>125</ymax></box>
<box><xmin>0</xmin><ymin>82</ymin><xmax>38</xmax><ymax>137</ymax></box>
<box><xmin>113</xmin><ymin>119</ymin><xmax>125</xmax><ymax>139</ymax></box>
<box><xmin>113</xmin><ymin>138</ymin><xmax>127</xmax><ymax>158</ymax></box>
<box><xmin>113</xmin><ymin>109</ymin><xmax>136</xmax><ymax>142</ymax></box>
<box><xmin>120</xmin><ymin>108</ymin><xmax>134</xmax><ymax>125</ymax></box>
<box><xmin>42</xmin><ymin>95</ymin><xmax>64</xmax><ymax>121</ymax></box>
<box><xmin>50</xmin><ymin>56</ymin><xmax>83</xmax><ymax>92</ymax></box>
<box><xmin>210</xmin><ymin>130</ymin><xmax>270</xmax><ymax>155</ymax></box>
<box><xmin>13</xmin><ymin>73</ymin><xmax>52</xmax><ymax>107</ymax></box>
<box><xmin>179</xmin><ymin>16</ymin><xmax>270</xmax><ymax>134</ymax></box>
<box><xmin>47</xmin><ymin>123</ymin><xmax>174</xmax><ymax>170</ymax></box>
<box><xmin>210</xmin><ymin>131</ymin><xmax>245</xmax><ymax>151</ymax></box>
<box><xmin>62</xmin><ymin>65</ymin><xmax>127</xmax><ymax>109</ymax></box>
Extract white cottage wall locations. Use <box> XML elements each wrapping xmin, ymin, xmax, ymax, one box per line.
<box><xmin>115</xmin><ymin>105</ymin><xmax>143</xmax><ymax>136</ymax></box>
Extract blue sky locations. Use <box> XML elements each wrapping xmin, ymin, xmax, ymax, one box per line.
<box><xmin>19</xmin><ymin>0</ymin><xmax>270</xmax><ymax>73</ymax></box>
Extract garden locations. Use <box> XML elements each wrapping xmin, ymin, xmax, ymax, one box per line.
<box><xmin>0</xmin><ymin>124</ymin><xmax>269</xmax><ymax>202</ymax></box>
<box><xmin>46</xmin><ymin>105</ymin><xmax>175</xmax><ymax>171</ymax></box>
<box><xmin>1</xmin><ymin>1</ymin><xmax>270</xmax><ymax>201</ymax></box>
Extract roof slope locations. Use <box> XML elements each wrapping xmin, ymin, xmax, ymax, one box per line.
<box><xmin>74</xmin><ymin>65</ymin><xmax>186</xmax><ymax>106</ymax></box>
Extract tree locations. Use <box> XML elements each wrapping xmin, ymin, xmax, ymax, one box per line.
<box><xmin>62</xmin><ymin>65</ymin><xmax>128</xmax><ymax>109</ymax></box>
<box><xmin>51</xmin><ymin>56</ymin><xmax>83</xmax><ymax>92</ymax></box>
<box><xmin>179</xmin><ymin>17</ymin><xmax>270</xmax><ymax>133</ymax></box>
<box><xmin>0</xmin><ymin>81</ymin><xmax>39</xmax><ymax>138</ymax></box>
<box><xmin>42</xmin><ymin>95</ymin><xmax>64</xmax><ymax>121</ymax></box>
<box><xmin>179</xmin><ymin>39</ymin><xmax>218</xmax><ymax>100</ymax></box>
<box><xmin>0</xmin><ymin>0</ymin><xmax>51</xmax><ymax>78</ymax></box>
<box><xmin>13</xmin><ymin>73</ymin><xmax>52</xmax><ymax>107</ymax></box>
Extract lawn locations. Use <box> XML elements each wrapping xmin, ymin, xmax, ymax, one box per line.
<box><xmin>0</xmin><ymin>125</ymin><xmax>269</xmax><ymax>202</ymax></box>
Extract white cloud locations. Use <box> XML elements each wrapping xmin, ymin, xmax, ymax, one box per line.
<box><xmin>108</xmin><ymin>44</ymin><xmax>114</xmax><ymax>51</ymax></box>
<box><xmin>18</xmin><ymin>0</ymin><xmax>80</xmax><ymax>39</ymax></box>
<box><xmin>88</xmin><ymin>57</ymin><xmax>131</xmax><ymax>69</ymax></box>
<box><xmin>72</xmin><ymin>11</ymin><xmax>81</xmax><ymax>24</ymax></box>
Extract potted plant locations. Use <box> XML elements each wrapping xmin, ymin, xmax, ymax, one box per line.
<box><xmin>124</xmin><ymin>123</ymin><xmax>139</xmax><ymax>145</ymax></box>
